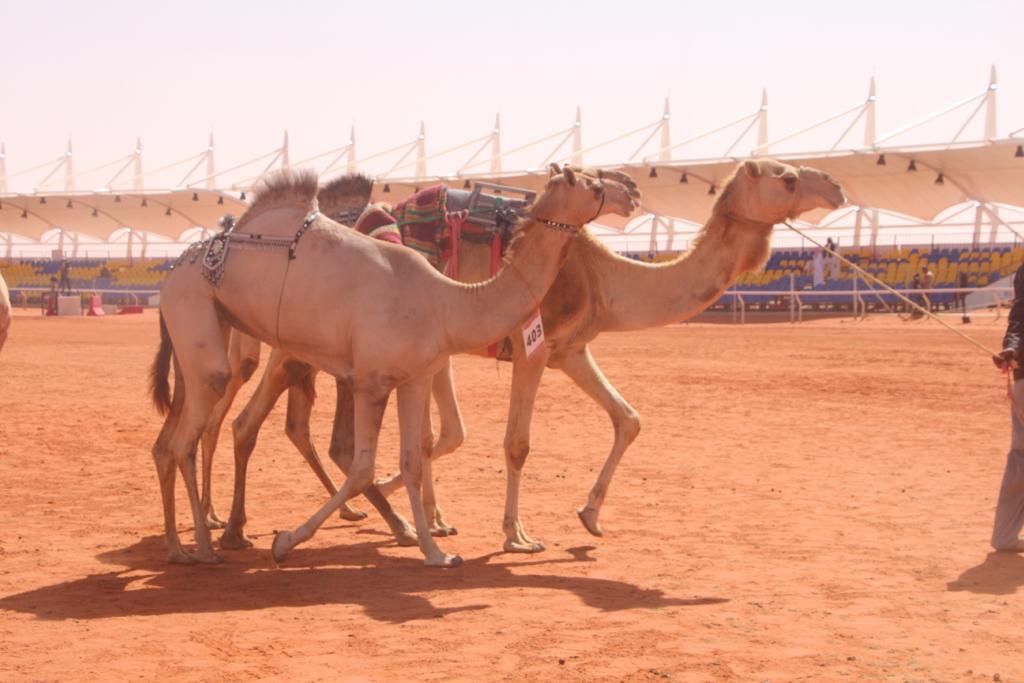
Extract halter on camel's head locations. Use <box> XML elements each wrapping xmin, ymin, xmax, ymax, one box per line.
<box><xmin>531</xmin><ymin>163</ymin><xmax>640</xmax><ymax>233</ymax></box>
<box><xmin>694</xmin><ymin>159</ymin><xmax>847</xmax><ymax>274</ymax></box>
<box><xmin>715</xmin><ymin>159</ymin><xmax>846</xmax><ymax>227</ymax></box>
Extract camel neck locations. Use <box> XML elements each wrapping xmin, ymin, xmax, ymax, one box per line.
<box><xmin>442</xmin><ymin>219</ymin><xmax>573</xmax><ymax>353</ymax></box>
<box><xmin>602</xmin><ymin>213</ymin><xmax>773</xmax><ymax>331</ymax></box>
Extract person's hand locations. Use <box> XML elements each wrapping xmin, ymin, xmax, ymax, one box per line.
<box><xmin>993</xmin><ymin>348</ymin><xmax>1017</xmax><ymax>371</ymax></box>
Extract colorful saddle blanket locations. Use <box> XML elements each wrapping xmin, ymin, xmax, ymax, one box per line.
<box><xmin>354</xmin><ymin>185</ymin><xmax>467</xmax><ymax>275</ymax></box>
<box><xmin>354</xmin><ymin>184</ymin><xmax>530</xmax><ymax>276</ymax></box>
<box><xmin>353</xmin><ymin>184</ymin><xmax>531</xmax><ymax>360</ymax></box>
<box><xmin>354</xmin><ymin>205</ymin><xmax>403</xmax><ymax>245</ymax></box>
<box><xmin>389</xmin><ymin>185</ymin><xmax>460</xmax><ymax>271</ymax></box>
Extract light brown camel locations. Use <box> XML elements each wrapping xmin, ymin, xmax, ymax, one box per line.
<box><xmin>350</xmin><ymin>158</ymin><xmax>846</xmax><ymax>551</ymax></box>
<box><xmin>0</xmin><ymin>270</ymin><xmax>10</xmax><ymax>354</ymax></box>
<box><xmin>149</xmin><ymin>165</ymin><xmax>639</xmax><ymax>566</ymax></box>
<box><xmin>210</xmin><ymin>168</ymin><xmax>638</xmax><ymax>550</ymax></box>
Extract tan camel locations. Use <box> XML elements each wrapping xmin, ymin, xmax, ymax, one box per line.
<box><xmin>211</xmin><ymin>168</ymin><xmax>637</xmax><ymax>549</ymax></box>
<box><xmin>149</xmin><ymin>165</ymin><xmax>638</xmax><ymax>566</ymax></box>
<box><xmin>0</xmin><ymin>270</ymin><xmax>10</xmax><ymax>354</ymax></box>
<box><xmin>369</xmin><ymin>158</ymin><xmax>845</xmax><ymax>551</ymax></box>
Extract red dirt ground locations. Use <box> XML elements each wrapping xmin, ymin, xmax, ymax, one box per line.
<box><xmin>1</xmin><ymin>309</ymin><xmax>1022</xmax><ymax>681</ymax></box>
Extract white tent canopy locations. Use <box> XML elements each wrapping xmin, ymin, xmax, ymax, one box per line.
<box><xmin>2</xmin><ymin>68</ymin><xmax>1022</xmax><ymax>253</ymax></box>
<box><xmin>0</xmin><ymin>189</ymin><xmax>244</xmax><ymax>242</ymax></box>
<box><xmin>366</xmin><ymin>139</ymin><xmax>1024</xmax><ymax>230</ymax></box>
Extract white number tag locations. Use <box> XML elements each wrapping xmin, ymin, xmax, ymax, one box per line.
<box><xmin>521</xmin><ymin>310</ymin><xmax>545</xmax><ymax>359</ymax></box>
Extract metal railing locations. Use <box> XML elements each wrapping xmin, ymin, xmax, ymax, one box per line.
<box><xmin>721</xmin><ymin>284</ymin><xmax>1013</xmax><ymax>324</ymax></box>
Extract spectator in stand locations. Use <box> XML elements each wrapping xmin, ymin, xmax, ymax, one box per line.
<box><xmin>58</xmin><ymin>259</ymin><xmax>72</xmax><ymax>295</ymax></box>
<box><xmin>920</xmin><ymin>265</ymin><xmax>935</xmax><ymax>312</ymax></box>
<box><xmin>910</xmin><ymin>271</ymin><xmax>923</xmax><ymax>317</ymax></box>
<box><xmin>958</xmin><ymin>270</ymin><xmax>971</xmax><ymax>323</ymax></box>
<box><xmin>990</xmin><ymin>263</ymin><xmax>1024</xmax><ymax>552</ymax></box>
<box><xmin>823</xmin><ymin>237</ymin><xmax>840</xmax><ymax>281</ymax></box>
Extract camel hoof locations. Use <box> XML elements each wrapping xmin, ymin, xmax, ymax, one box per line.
<box><xmin>426</xmin><ymin>554</ymin><xmax>463</xmax><ymax>568</ymax></box>
<box><xmin>430</xmin><ymin>525</ymin><xmax>458</xmax><ymax>537</ymax></box>
<box><xmin>394</xmin><ymin>528</ymin><xmax>419</xmax><ymax>547</ymax></box>
<box><xmin>196</xmin><ymin>552</ymin><xmax>224</xmax><ymax>564</ymax></box>
<box><xmin>577</xmin><ymin>507</ymin><xmax>604</xmax><ymax>537</ymax></box>
<box><xmin>503</xmin><ymin>539</ymin><xmax>546</xmax><ymax>554</ymax></box>
<box><xmin>166</xmin><ymin>549</ymin><xmax>197</xmax><ymax>564</ymax></box>
<box><xmin>204</xmin><ymin>515</ymin><xmax>227</xmax><ymax>530</ymax></box>
<box><xmin>271</xmin><ymin>530</ymin><xmax>293</xmax><ymax>563</ymax></box>
<box><xmin>218</xmin><ymin>529</ymin><xmax>254</xmax><ymax>550</ymax></box>
<box><xmin>338</xmin><ymin>505</ymin><xmax>368</xmax><ymax>522</ymax></box>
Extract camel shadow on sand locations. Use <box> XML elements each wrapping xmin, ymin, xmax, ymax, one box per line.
<box><xmin>0</xmin><ymin>529</ymin><xmax>727</xmax><ymax>624</ymax></box>
<box><xmin>947</xmin><ymin>552</ymin><xmax>1024</xmax><ymax>596</ymax></box>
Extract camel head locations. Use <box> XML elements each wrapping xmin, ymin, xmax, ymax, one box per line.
<box><xmin>722</xmin><ymin>159</ymin><xmax>846</xmax><ymax>224</ymax></box>
<box><xmin>533</xmin><ymin>163</ymin><xmax>640</xmax><ymax>226</ymax></box>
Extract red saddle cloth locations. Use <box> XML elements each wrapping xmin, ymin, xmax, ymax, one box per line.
<box><xmin>356</xmin><ymin>186</ymin><xmax>472</xmax><ymax>277</ymax></box>
<box><xmin>355</xmin><ymin>205</ymin><xmax>403</xmax><ymax>245</ymax></box>
<box><xmin>355</xmin><ymin>189</ymin><xmax>511</xmax><ymax>360</ymax></box>
<box><xmin>389</xmin><ymin>185</ymin><xmax>459</xmax><ymax>272</ymax></box>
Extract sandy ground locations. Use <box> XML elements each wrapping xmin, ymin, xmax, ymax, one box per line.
<box><xmin>1</xmin><ymin>309</ymin><xmax>1023</xmax><ymax>682</ymax></box>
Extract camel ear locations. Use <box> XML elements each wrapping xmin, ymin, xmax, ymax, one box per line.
<box><xmin>743</xmin><ymin>160</ymin><xmax>761</xmax><ymax>178</ymax></box>
<box><xmin>563</xmin><ymin>166</ymin><xmax>577</xmax><ymax>187</ymax></box>
<box><xmin>549</xmin><ymin>163</ymin><xmax>562</xmax><ymax>177</ymax></box>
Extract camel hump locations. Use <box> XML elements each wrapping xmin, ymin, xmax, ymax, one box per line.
<box><xmin>237</xmin><ymin>169</ymin><xmax>319</xmax><ymax>230</ymax></box>
<box><xmin>318</xmin><ymin>173</ymin><xmax>374</xmax><ymax>220</ymax></box>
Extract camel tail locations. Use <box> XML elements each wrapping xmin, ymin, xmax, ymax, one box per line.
<box><xmin>150</xmin><ymin>312</ymin><xmax>174</xmax><ymax>416</ymax></box>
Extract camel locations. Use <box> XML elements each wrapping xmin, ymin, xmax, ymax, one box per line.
<box><xmin>265</xmin><ymin>158</ymin><xmax>846</xmax><ymax>553</ymax></box>
<box><xmin>202</xmin><ymin>169</ymin><xmax>638</xmax><ymax>550</ymax></box>
<box><xmin>0</xmin><ymin>270</ymin><xmax>10</xmax><ymax>354</ymax></box>
<box><xmin>149</xmin><ymin>164</ymin><xmax>639</xmax><ymax>566</ymax></box>
<box><xmin>198</xmin><ymin>174</ymin><xmax>533</xmax><ymax>545</ymax></box>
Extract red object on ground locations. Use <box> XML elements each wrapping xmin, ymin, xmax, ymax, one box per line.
<box><xmin>87</xmin><ymin>295</ymin><xmax>105</xmax><ymax>316</ymax></box>
<box><xmin>42</xmin><ymin>293</ymin><xmax>57</xmax><ymax>316</ymax></box>
<box><xmin>118</xmin><ymin>305</ymin><xmax>144</xmax><ymax>315</ymax></box>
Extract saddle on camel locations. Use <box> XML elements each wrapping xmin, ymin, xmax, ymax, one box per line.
<box><xmin>353</xmin><ymin>181</ymin><xmax>536</xmax><ymax>358</ymax></box>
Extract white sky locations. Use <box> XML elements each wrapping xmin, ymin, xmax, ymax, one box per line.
<box><xmin>3</xmin><ymin>0</ymin><xmax>1023</xmax><ymax>193</ymax></box>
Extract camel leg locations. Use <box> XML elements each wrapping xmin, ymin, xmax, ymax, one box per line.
<box><xmin>396</xmin><ymin>378</ymin><xmax>461</xmax><ymax>567</ymax></box>
<box><xmin>160</xmin><ymin>307</ymin><xmax>232</xmax><ymax>564</ymax></box>
<box><xmin>219</xmin><ymin>350</ymin><xmax>300</xmax><ymax>549</ymax></box>
<box><xmin>376</xmin><ymin>358</ymin><xmax>466</xmax><ymax>500</ymax></box>
<box><xmin>419</xmin><ymin>392</ymin><xmax>457</xmax><ymax>537</ymax></box>
<box><xmin>199</xmin><ymin>331</ymin><xmax>261</xmax><ymax>529</ymax></box>
<box><xmin>152</xmin><ymin>360</ymin><xmax>190</xmax><ymax>563</ymax></box>
<box><xmin>272</xmin><ymin>385</ymin><xmax>393</xmax><ymax>561</ymax></box>
<box><xmin>430</xmin><ymin>358</ymin><xmax>467</xmax><ymax>461</ymax></box>
<box><xmin>556</xmin><ymin>346</ymin><xmax>640</xmax><ymax>537</ymax></box>
<box><xmin>421</xmin><ymin>359</ymin><xmax>464</xmax><ymax>534</ymax></box>
<box><xmin>327</xmin><ymin>379</ymin><xmax>418</xmax><ymax>546</ymax></box>
<box><xmin>501</xmin><ymin>345</ymin><xmax>550</xmax><ymax>553</ymax></box>
<box><xmin>283</xmin><ymin>376</ymin><xmax>366</xmax><ymax>522</ymax></box>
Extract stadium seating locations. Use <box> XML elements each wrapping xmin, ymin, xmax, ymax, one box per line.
<box><xmin>3</xmin><ymin>244</ymin><xmax>1022</xmax><ymax>312</ymax></box>
<box><xmin>621</xmin><ymin>244</ymin><xmax>1024</xmax><ymax>311</ymax></box>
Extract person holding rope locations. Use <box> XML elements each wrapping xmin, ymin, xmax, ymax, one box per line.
<box><xmin>991</xmin><ymin>264</ymin><xmax>1024</xmax><ymax>553</ymax></box>
<box><xmin>787</xmin><ymin>221</ymin><xmax>1024</xmax><ymax>552</ymax></box>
